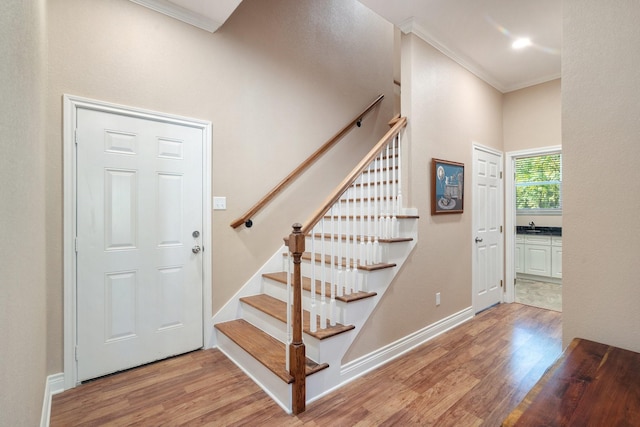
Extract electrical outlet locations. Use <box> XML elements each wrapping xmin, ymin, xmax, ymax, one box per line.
<box><xmin>213</xmin><ymin>196</ymin><xmax>226</xmax><ymax>210</ymax></box>
<box><xmin>436</xmin><ymin>292</ymin><xmax>441</xmax><ymax>306</ymax></box>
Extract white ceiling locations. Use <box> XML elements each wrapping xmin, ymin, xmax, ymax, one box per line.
<box><xmin>358</xmin><ymin>0</ymin><xmax>562</xmax><ymax>92</ymax></box>
<box><xmin>133</xmin><ymin>0</ymin><xmax>561</xmax><ymax>93</ymax></box>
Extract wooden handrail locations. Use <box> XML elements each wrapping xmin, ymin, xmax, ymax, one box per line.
<box><xmin>230</xmin><ymin>94</ymin><xmax>385</xmax><ymax>229</ymax></box>
<box><xmin>300</xmin><ymin>116</ymin><xmax>407</xmax><ymax>235</ymax></box>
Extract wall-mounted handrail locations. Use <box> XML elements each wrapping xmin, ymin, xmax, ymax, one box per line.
<box><xmin>300</xmin><ymin>116</ymin><xmax>407</xmax><ymax>235</ymax></box>
<box><xmin>230</xmin><ymin>94</ymin><xmax>385</xmax><ymax>229</ymax></box>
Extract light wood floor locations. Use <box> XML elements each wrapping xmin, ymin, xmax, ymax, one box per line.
<box><xmin>50</xmin><ymin>303</ymin><xmax>562</xmax><ymax>426</ymax></box>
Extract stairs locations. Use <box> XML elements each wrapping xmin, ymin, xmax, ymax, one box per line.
<box><xmin>213</xmin><ymin>123</ymin><xmax>416</xmax><ymax>413</ymax></box>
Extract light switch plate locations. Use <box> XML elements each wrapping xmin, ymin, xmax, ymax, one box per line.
<box><xmin>213</xmin><ymin>196</ymin><xmax>226</xmax><ymax>210</ymax></box>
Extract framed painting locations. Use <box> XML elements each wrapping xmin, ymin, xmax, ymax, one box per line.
<box><xmin>431</xmin><ymin>158</ymin><xmax>464</xmax><ymax>215</ymax></box>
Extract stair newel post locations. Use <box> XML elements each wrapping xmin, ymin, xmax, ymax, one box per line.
<box><xmin>288</xmin><ymin>223</ymin><xmax>306</xmax><ymax>415</ymax></box>
<box><xmin>391</xmin><ymin>136</ymin><xmax>398</xmax><ymax>238</ymax></box>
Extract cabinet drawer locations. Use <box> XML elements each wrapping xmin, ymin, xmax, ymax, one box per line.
<box><xmin>516</xmin><ymin>234</ymin><xmax>525</xmax><ymax>243</ymax></box>
<box><xmin>524</xmin><ymin>235</ymin><xmax>551</xmax><ymax>245</ymax></box>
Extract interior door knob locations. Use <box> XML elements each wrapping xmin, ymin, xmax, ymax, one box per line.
<box><xmin>192</xmin><ymin>245</ymin><xmax>201</xmax><ymax>254</ymax></box>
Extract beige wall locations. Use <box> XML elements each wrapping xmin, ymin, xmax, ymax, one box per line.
<box><xmin>562</xmin><ymin>0</ymin><xmax>640</xmax><ymax>352</ymax></box>
<box><xmin>503</xmin><ymin>79</ymin><xmax>561</xmax><ymax>153</ymax></box>
<box><xmin>0</xmin><ymin>1</ymin><xmax>48</xmax><ymax>425</ymax></box>
<box><xmin>504</xmin><ymin>79</ymin><xmax>562</xmax><ymax>228</ymax></box>
<box><xmin>345</xmin><ymin>33</ymin><xmax>504</xmax><ymax>361</ymax></box>
<box><xmin>46</xmin><ymin>0</ymin><xmax>395</xmax><ymax>374</ymax></box>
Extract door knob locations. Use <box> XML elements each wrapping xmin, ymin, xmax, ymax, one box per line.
<box><xmin>192</xmin><ymin>245</ymin><xmax>201</xmax><ymax>254</ymax></box>
<box><xmin>475</xmin><ymin>237</ymin><xmax>483</xmax><ymax>243</ymax></box>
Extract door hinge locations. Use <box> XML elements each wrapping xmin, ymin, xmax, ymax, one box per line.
<box><xmin>75</xmin><ymin>346</ymin><xmax>79</xmax><ymax>361</ymax></box>
<box><xmin>500</xmin><ymin>171</ymin><xmax>503</xmax><ymax>179</ymax></box>
<box><xmin>514</xmin><ymin>278</ymin><xmax>517</xmax><ymax>286</ymax></box>
<box><xmin>75</xmin><ymin>129</ymin><xmax>78</xmax><ymax>145</ymax></box>
<box><xmin>500</xmin><ymin>279</ymin><xmax>503</xmax><ymax>288</ymax></box>
<box><xmin>75</xmin><ymin>237</ymin><xmax>78</xmax><ymax>253</ymax></box>
<box><xmin>500</xmin><ymin>225</ymin><xmax>503</xmax><ymax>233</ymax></box>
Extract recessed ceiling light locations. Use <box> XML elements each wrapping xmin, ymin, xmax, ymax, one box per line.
<box><xmin>512</xmin><ymin>37</ymin><xmax>532</xmax><ymax>50</ymax></box>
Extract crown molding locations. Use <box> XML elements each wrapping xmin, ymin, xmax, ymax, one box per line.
<box><xmin>129</xmin><ymin>0</ymin><xmax>223</xmax><ymax>32</ymax></box>
<box><xmin>400</xmin><ymin>17</ymin><xmax>507</xmax><ymax>92</ymax></box>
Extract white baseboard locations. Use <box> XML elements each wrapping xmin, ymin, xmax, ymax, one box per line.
<box><xmin>41</xmin><ymin>373</ymin><xmax>65</xmax><ymax>427</ymax></box>
<box><xmin>338</xmin><ymin>306</ymin><xmax>474</xmax><ymax>386</ymax></box>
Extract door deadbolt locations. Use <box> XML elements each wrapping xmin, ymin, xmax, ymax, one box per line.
<box><xmin>192</xmin><ymin>230</ymin><xmax>200</xmax><ymax>238</ymax></box>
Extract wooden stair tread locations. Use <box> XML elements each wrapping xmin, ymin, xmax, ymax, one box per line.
<box><xmin>262</xmin><ymin>271</ymin><xmax>377</xmax><ymax>303</ymax></box>
<box><xmin>240</xmin><ymin>294</ymin><xmax>355</xmax><ymax>340</ymax></box>
<box><xmin>300</xmin><ymin>252</ymin><xmax>396</xmax><ymax>271</ymax></box>
<box><xmin>214</xmin><ymin>319</ymin><xmax>328</xmax><ymax>383</ymax></box>
<box><xmin>310</xmin><ymin>233</ymin><xmax>413</xmax><ymax>244</ymax></box>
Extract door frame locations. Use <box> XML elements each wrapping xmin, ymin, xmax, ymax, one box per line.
<box><xmin>471</xmin><ymin>143</ymin><xmax>504</xmax><ymax>313</ymax></box>
<box><xmin>63</xmin><ymin>95</ymin><xmax>213</xmax><ymax>389</ymax></box>
<box><xmin>504</xmin><ymin>145</ymin><xmax>562</xmax><ymax>304</ymax></box>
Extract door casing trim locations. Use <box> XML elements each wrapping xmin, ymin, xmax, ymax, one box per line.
<box><xmin>63</xmin><ymin>95</ymin><xmax>213</xmax><ymax>389</ymax></box>
<box><xmin>504</xmin><ymin>145</ymin><xmax>562</xmax><ymax>305</ymax></box>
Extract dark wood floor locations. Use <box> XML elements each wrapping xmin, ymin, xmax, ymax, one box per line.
<box><xmin>50</xmin><ymin>303</ymin><xmax>562</xmax><ymax>426</ymax></box>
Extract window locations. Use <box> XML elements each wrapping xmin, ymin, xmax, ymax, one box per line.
<box><xmin>515</xmin><ymin>153</ymin><xmax>562</xmax><ymax>214</ymax></box>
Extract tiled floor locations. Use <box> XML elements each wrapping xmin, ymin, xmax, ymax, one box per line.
<box><xmin>515</xmin><ymin>278</ymin><xmax>562</xmax><ymax>312</ymax></box>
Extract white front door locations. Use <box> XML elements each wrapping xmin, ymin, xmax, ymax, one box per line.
<box><xmin>472</xmin><ymin>145</ymin><xmax>503</xmax><ymax>313</ymax></box>
<box><xmin>76</xmin><ymin>108</ymin><xmax>204</xmax><ymax>381</ymax></box>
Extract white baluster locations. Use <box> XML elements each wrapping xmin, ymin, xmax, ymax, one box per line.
<box><xmin>337</xmin><ymin>201</ymin><xmax>343</xmax><ymax>297</ymax></box>
<box><xmin>373</xmin><ymin>151</ymin><xmax>381</xmax><ymax>264</ymax></box>
<box><xmin>385</xmin><ymin>142</ymin><xmax>391</xmax><ymax>239</ymax></box>
<box><xmin>344</xmin><ymin>190</ymin><xmax>351</xmax><ymax>295</ymax></box>
<box><xmin>396</xmin><ymin>133</ymin><xmax>403</xmax><ymax>237</ymax></box>
<box><xmin>286</xmin><ymin>250</ymin><xmax>291</xmax><ymax>371</ymax></box>
<box><xmin>351</xmin><ymin>181</ymin><xmax>359</xmax><ymax>293</ymax></box>
<box><xmin>329</xmin><ymin>206</ymin><xmax>336</xmax><ymax>326</ymax></box>
<box><xmin>366</xmin><ymin>163</ymin><xmax>373</xmax><ymax>265</ymax></box>
<box><xmin>320</xmin><ymin>218</ymin><xmax>327</xmax><ymax>329</ymax></box>
<box><xmin>310</xmin><ymin>226</ymin><xmax>317</xmax><ymax>333</ymax></box>
<box><xmin>391</xmin><ymin>137</ymin><xmax>398</xmax><ymax>238</ymax></box>
<box><xmin>359</xmin><ymin>172</ymin><xmax>366</xmax><ymax>267</ymax></box>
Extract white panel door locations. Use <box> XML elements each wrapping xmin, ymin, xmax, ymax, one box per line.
<box><xmin>76</xmin><ymin>108</ymin><xmax>204</xmax><ymax>381</ymax></box>
<box><xmin>472</xmin><ymin>146</ymin><xmax>503</xmax><ymax>313</ymax></box>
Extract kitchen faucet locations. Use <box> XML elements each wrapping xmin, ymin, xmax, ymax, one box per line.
<box><xmin>529</xmin><ymin>221</ymin><xmax>535</xmax><ymax>229</ymax></box>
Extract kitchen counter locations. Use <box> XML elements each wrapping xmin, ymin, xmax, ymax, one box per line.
<box><xmin>516</xmin><ymin>226</ymin><xmax>562</xmax><ymax>236</ymax></box>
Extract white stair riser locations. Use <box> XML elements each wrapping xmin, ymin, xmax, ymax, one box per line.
<box><xmin>261</xmin><ymin>279</ymin><xmax>350</xmax><ymax>326</ymax></box>
<box><xmin>240</xmin><ymin>300</ymin><xmax>347</xmax><ymax>363</ymax></box>
<box><xmin>312</xmin><ymin>217</ymin><xmax>414</xmax><ymax>237</ymax></box>
<box><xmin>341</xmin><ymin>184</ymin><xmax>399</xmax><ymax>201</ymax></box>
<box><xmin>215</xmin><ymin>331</ymin><xmax>292</xmax><ymax>413</ymax></box>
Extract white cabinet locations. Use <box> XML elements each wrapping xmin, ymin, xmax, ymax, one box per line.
<box><xmin>517</xmin><ymin>234</ymin><xmax>561</xmax><ymax>280</ymax></box>
<box><xmin>551</xmin><ymin>236</ymin><xmax>562</xmax><ymax>279</ymax></box>
<box><xmin>515</xmin><ymin>235</ymin><xmax>524</xmax><ymax>273</ymax></box>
